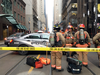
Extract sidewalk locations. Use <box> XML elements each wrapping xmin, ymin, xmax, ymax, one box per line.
<box><xmin>0</xmin><ymin>40</ymin><xmax>4</xmax><ymax>45</ymax></box>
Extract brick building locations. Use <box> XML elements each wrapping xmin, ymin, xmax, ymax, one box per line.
<box><xmin>0</xmin><ymin>0</ymin><xmax>26</xmax><ymax>40</ymax></box>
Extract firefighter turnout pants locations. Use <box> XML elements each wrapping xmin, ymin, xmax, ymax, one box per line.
<box><xmin>51</xmin><ymin>51</ymin><xmax>62</xmax><ymax>70</ymax></box>
<box><xmin>98</xmin><ymin>52</ymin><xmax>100</xmax><ymax>64</ymax></box>
<box><xmin>77</xmin><ymin>52</ymin><xmax>88</xmax><ymax>65</ymax></box>
<box><xmin>65</xmin><ymin>44</ymin><xmax>73</xmax><ymax>57</ymax></box>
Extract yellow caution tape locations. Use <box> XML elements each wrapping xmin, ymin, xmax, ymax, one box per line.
<box><xmin>0</xmin><ymin>47</ymin><xmax>100</xmax><ymax>52</ymax></box>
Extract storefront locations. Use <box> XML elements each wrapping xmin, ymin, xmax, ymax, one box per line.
<box><xmin>0</xmin><ymin>14</ymin><xmax>27</xmax><ymax>40</ymax></box>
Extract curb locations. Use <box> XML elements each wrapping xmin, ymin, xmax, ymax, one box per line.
<box><xmin>0</xmin><ymin>44</ymin><xmax>4</xmax><ymax>46</ymax></box>
<box><xmin>0</xmin><ymin>51</ymin><xmax>13</xmax><ymax>59</ymax></box>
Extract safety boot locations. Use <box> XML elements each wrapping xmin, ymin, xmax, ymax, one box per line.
<box><xmin>51</xmin><ymin>67</ymin><xmax>56</xmax><ymax>70</ymax></box>
<box><xmin>82</xmin><ymin>62</ymin><xmax>88</xmax><ymax>67</ymax></box>
<box><xmin>83</xmin><ymin>65</ymin><xmax>88</xmax><ymax>67</ymax></box>
<box><xmin>56</xmin><ymin>68</ymin><xmax>64</xmax><ymax>72</ymax></box>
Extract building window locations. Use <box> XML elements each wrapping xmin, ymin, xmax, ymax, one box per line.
<box><xmin>18</xmin><ymin>3</ymin><xmax>20</xmax><ymax>9</ymax></box>
<box><xmin>23</xmin><ymin>17</ymin><xmax>25</xmax><ymax>22</ymax></box>
<box><xmin>21</xmin><ymin>16</ymin><xmax>22</xmax><ymax>21</ymax></box>
<box><xmin>14</xmin><ymin>0</ymin><xmax>16</xmax><ymax>6</ymax></box>
<box><xmin>21</xmin><ymin>6</ymin><xmax>22</xmax><ymax>11</ymax></box>
<box><xmin>72</xmin><ymin>3</ymin><xmax>77</xmax><ymax>8</ymax></box>
<box><xmin>14</xmin><ymin>11</ymin><xmax>16</xmax><ymax>18</ymax></box>
<box><xmin>2</xmin><ymin>0</ymin><xmax>12</xmax><ymax>14</ymax></box>
<box><xmin>23</xmin><ymin>8</ymin><xmax>25</xmax><ymax>13</ymax></box>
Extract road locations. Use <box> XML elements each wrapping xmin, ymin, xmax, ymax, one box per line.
<box><xmin>0</xmin><ymin>44</ymin><xmax>100</xmax><ymax>75</ymax></box>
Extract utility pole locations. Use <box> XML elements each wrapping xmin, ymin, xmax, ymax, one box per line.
<box><xmin>95</xmin><ymin>0</ymin><xmax>98</xmax><ymax>34</ymax></box>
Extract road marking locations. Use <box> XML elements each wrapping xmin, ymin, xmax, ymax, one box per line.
<box><xmin>27</xmin><ymin>54</ymin><xmax>40</xmax><ymax>75</ymax></box>
<box><xmin>36</xmin><ymin>54</ymin><xmax>40</xmax><ymax>59</ymax></box>
<box><xmin>28</xmin><ymin>67</ymin><xmax>34</xmax><ymax>74</ymax></box>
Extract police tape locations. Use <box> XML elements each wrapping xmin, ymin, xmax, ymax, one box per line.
<box><xmin>0</xmin><ymin>47</ymin><xmax>100</xmax><ymax>52</ymax></box>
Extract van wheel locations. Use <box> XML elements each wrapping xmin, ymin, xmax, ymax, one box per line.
<box><xmin>18</xmin><ymin>45</ymin><xmax>28</xmax><ymax>55</ymax></box>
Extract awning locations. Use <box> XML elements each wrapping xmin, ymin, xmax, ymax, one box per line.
<box><xmin>16</xmin><ymin>24</ymin><xmax>27</xmax><ymax>30</ymax></box>
<box><xmin>22</xmin><ymin>25</ymin><xmax>26</xmax><ymax>30</ymax></box>
<box><xmin>21</xmin><ymin>25</ymin><xmax>25</xmax><ymax>29</ymax></box>
<box><xmin>0</xmin><ymin>14</ymin><xmax>18</xmax><ymax>25</ymax></box>
<box><xmin>0</xmin><ymin>14</ymin><xmax>27</xmax><ymax>30</ymax></box>
<box><xmin>24</xmin><ymin>26</ymin><xmax>27</xmax><ymax>30</ymax></box>
<box><xmin>19</xmin><ymin>24</ymin><xmax>23</xmax><ymax>29</ymax></box>
<box><xmin>16</xmin><ymin>25</ymin><xmax>20</xmax><ymax>29</ymax></box>
<box><xmin>23</xmin><ymin>25</ymin><xmax>27</xmax><ymax>30</ymax></box>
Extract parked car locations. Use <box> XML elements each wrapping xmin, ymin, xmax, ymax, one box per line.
<box><xmin>8</xmin><ymin>33</ymin><xmax>50</xmax><ymax>55</ymax></box>
<box><xmin>4</xmin><ymin>33</ymin><xmax>26</xmax><ymax>46</ymax></box>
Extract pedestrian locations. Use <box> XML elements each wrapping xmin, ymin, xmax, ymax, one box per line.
<box><xmin>93</xmin><ymin>26</ymin><xmax>100</xmax><ymax>68</ymax></box>
<box><xmin>64</xmin><ymin>25</ymin><xmax>74</xmax><ymax>58</ymax></box>
<box><xmin>74</xmin><ymin>24</ymin><xmax>91</xmax><ymax>67</ymax></box>
<box><xmin>49</xmin><ymin>24</ymin><xmax>65</xmax><ymax>72</ymax></box>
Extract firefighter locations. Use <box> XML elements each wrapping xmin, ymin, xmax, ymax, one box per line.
<box><xmin>49</xmin><ymin>24</ymin><xmax>65</xmax><ymax>72</ymax></box>
<box><xmin>60</xmin><ymin>29</ymin><xmax>65</xmax><ymax>36</ymax></box>
<box><xmin>64</xmin><ymin>25</ymin><xmax>74</xmax><ymax>57</ymax></box>
<box><xmin>93</xmin><ymin>26</ymin><xmax>100</xmax><ymax>68</ymax></box>
<box><xmin>74</xmin><ymin>24</ymin><xmax>91</xmax><ymax>66</ymax></box>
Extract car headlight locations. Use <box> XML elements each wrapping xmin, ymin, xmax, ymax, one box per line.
<box><xmin>4</xmin><ymin>38</ymin><xmax>7</xmax><ymax>40</ymax></box>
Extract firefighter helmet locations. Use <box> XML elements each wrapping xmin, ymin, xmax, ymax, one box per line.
<box><xmin>53</xmin><ymin>24</ymin><xmax>60</xmax><ymax>30</ymax></box>
<box><xmin>79</xmin><ymin>24</ymin><xmax>85</xmax><ymax>29</ymax></box>
<box><xmin>67</xmin><ymin>25</ymin><xmax>73</xmax><ymax>29</ymax></box>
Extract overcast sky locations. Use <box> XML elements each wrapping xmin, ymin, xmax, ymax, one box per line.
<box><xmin>46</xmin><ymin>0</ymin><xmax>54</xmax><ymax>32</ymax></box>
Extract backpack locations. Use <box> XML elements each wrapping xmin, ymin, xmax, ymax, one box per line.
<box><xmin>77</xmin><ymin>29</ymin><xmax>88</xmax><ymax>45</ymax></box>
<box><xmin>26</xmin><ymin>56</ymin><xmax>39</xmax><ymax>67</ymax></box>
<box><xmin>67</xmin><ymin>57</ymin><xmax>82</xmax><ymax>74</ymax></box>
<box><xmin>26</xmin><ymin>56</ymin><xmax>43</xmax><ymax>68</ymax></box>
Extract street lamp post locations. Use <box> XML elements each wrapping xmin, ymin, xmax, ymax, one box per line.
<box><xmin>7</xmin><ymin>26</ymin><xmax>9</xmax><ymax>37</ymax></box>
